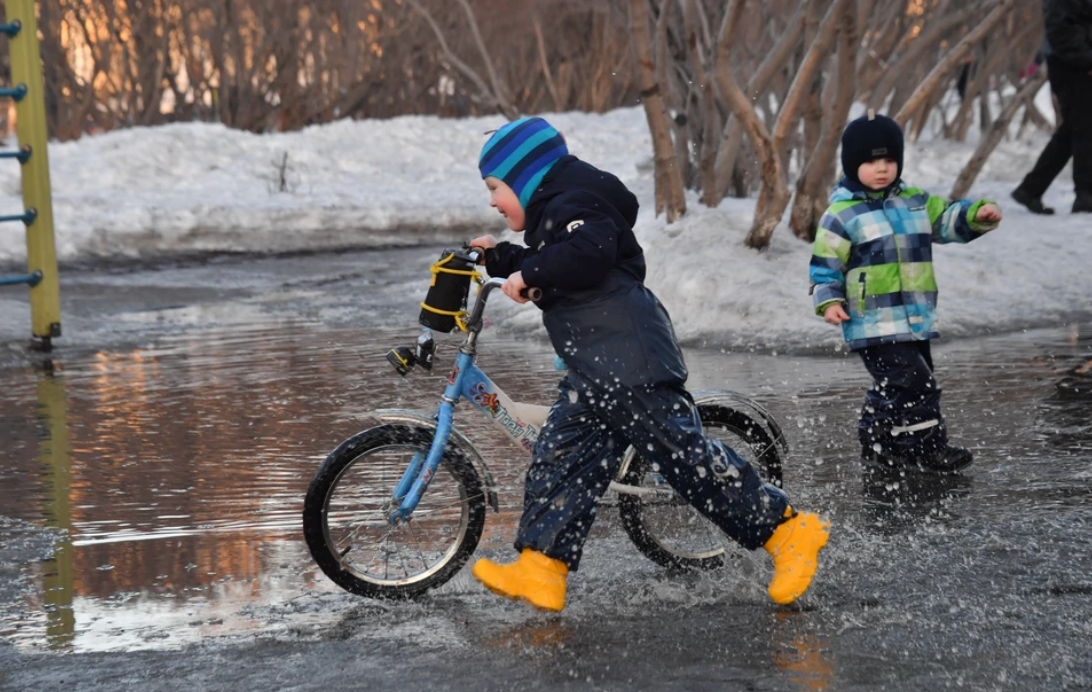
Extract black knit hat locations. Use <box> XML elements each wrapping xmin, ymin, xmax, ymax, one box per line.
<box><xmin>840</xmin><ymin>111</ymin><xmax>903</xmax><ymax>185</ymax></box>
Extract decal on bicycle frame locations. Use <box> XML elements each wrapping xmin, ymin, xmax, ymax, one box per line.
<box><xmin>464</xmin><ymin>373</ymin><xmax>540</xmax><ymax>453</ymax></box>
<box><xmin>447</xmin><ymin>365</ymin><xmax>460</xmax><ymax>385</ymax></box>
<box><xmin>472</xmin><ymin>382</ymin><xmax>501</xmax><ymax>415</ymax></box>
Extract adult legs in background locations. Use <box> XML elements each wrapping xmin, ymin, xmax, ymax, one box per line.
<box><xmin>1012</xmin><ymin>57</ymin><xmax>1092</xmax><ymax>213</ymax></box>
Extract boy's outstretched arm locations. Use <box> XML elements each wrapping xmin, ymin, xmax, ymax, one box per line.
<box><xmin>923</xmin><ymin>192</ymin><xmax>1002</xmax><ymax>244</ymax></box>
<box><xmin>809</xmin><ymin>212</ymin><xmax>851</xmax><ymax>318</ymax></box>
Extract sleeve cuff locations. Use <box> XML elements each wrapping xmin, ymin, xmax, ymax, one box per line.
<box><xmin>815</xmin><ymin>299</ymin><xmax>845</xmax><ymax>317</ymax></box>
<box><xmin>966</xmin><ymin>199</ymin><xmax>1000</xmax><ymax>233</ymax></box>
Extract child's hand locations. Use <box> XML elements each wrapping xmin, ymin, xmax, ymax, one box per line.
<box><xmin>976</xmin><ymin>204</ymin><xmax>1002</xmax><ymax>224</ymax></box>
<box><xmin>502</xmin><ymin>271</ymin><xmax>530</xmax><ymax>303</ymax></box>
<box><xmin>823</xmin><ymin>303</ymin><xmax>849</xmax><ymax>325</ymax></box>
<box><xmin>469</xmin><ymin>235</ymin><xmax>498</xmax><ymax>251</ymax></box>
<box><xmin>469</xmin><ymin>235</ymin><xmax>498</xmax><ymax>263</ymax></box>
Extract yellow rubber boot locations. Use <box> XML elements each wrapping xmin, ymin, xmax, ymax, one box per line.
<box><xmin>471</xmin><ymin>548</ymin><xmax>569</xmax><ymax>612</ymax></box>
<box><xmin>763</xmin><ymin>509</ymin><xmax>830</xmax><ymax>605</ymax></box>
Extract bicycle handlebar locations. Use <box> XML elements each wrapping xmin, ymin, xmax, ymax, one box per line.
<box><xmin>466</xmin><ymin>245</ymin><xmax>542</xmax><ymax>303</ymax></box>
<box><xmin>522</xmin><ymin>286</ymin><xmax>543</xmax><ymax>302</ymax></box>
<box><xmin>462</xmin><ymin>278</ymin><xmax>541</xmax><ymax>339</ymax></box>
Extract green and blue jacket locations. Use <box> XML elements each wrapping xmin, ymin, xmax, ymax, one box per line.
<box><xmin>809</xmin><ymin>178</ymin><xmax>998</xmax><ymax>351</ymax></box>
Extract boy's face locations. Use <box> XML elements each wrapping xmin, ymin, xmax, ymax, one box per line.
<box><xmin>857</xmin><ymin>157</ymin><xmax>898</xmax><ymax>190</ymax></box>
<box><xmin>485</xmin><ymin>177</ymin><xmax>525</xmax><ymax>232</ymax></box>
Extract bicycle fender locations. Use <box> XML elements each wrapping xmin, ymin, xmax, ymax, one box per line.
<box><xmin>691</xmin><ymin>390</ymin><xmax>790</xmax><ymax>456</ymax></box>
<box><xmin>375</xmin><ymin>408</ymin><xmax>500</xmax><ymax>512</ymax></box>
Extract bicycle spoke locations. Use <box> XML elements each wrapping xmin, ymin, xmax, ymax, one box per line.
<box><xmin>335</xmin><ymin>511</ymin><xmax>383</xmax><ymax>553</ymax></box>
<box><xmin>404</xmin><ymin>519</ymin><xmax>435</xmax><ymax>571</ymax></box>
<box><xmin>306</xmin><ymin>429</ymin><xmax>485</xmax><ymax>597</ymax></box>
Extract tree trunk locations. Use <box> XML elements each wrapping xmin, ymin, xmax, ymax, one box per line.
<box><xmin>711</xmin><ymin>2</ymin><xmax>805</xmax><ymax>203</ymax></box>
<box><xmin>866</xmin><ymin>1</ymin><xmax>973</xmax><ymax>112</ymax></box>
<box><xmin>684</xmin><ymin>0</ymin><xmax>720</xmax><ymax>207</ymax></box>
<box><xmin>629</xmin><ymin>0</ymin><xmax>687</xmax><ymax>222</ymax></box>
<box><xmin>894</xmin><ymin>0</ymin><xmax>1017</xmax><ymax>130</ymax></box>
<box><xmin>796</xmin><ymin>0</ymin><xmax>825</xmax><ymax>205</ymax></box>
<box><xmin>707</xmin><ymin>0</ymin><xmax>786</xmax><ymax>248</ymax></box>
<box><xmin>748</xmin><ymin>0</ymin><xmax>850</xmax><ymax>249</ymax></box>
<box><xmin>949</xmin><ymin>70</ymin><xmax>1047</xmax><ymax>199</ymax></box>
<box><xmin>532</xmin><ymin>15</ymin><xmax>562</xmax><ymax>112</ymax></box>
<box><xmin>405</xmin><ymin>0</ymin><xmax>519</xmax><ymax>121</ymax></box>
<box><xmin>790</xmin><ymin>0</ymin><xmax>859</xmax><ymax>242</ymax></box>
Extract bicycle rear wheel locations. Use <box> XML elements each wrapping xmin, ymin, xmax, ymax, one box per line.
<box><xmin>303</xmin><ymin>424</ymin><xmax>486</xmax><ymax>599</ymax></box>
<box><xmin>617</xmin><ymin>405</ymin><xmax>783</xmax><ymax>571</ymax></box>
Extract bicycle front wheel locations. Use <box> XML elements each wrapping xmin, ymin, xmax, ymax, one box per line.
<box><xmin>303</xmin><ymin>424</ymin><xmax>486</xmax><ymax>599</ymax></box>
<box><xmin>618</xmin><ymin>405</ymin><xmax>783</xmax><ymax>572</ymax></box>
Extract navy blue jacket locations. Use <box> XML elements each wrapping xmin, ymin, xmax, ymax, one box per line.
<box><xmin>484</xmin><ymin>156</ymin><xmax>687</xmax><ymax>387</ymax></box>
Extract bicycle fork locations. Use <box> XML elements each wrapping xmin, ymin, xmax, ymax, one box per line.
<box><xmin>388</xmin><ymin>351</ymin><xmax>473</xmax><ymax>524</ymax></box>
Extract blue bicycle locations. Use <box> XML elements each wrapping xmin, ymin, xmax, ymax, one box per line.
<box><xmin>303</xmin><ymin>247</ymin><xmax>788</xmax><ymax>599</ymax></box>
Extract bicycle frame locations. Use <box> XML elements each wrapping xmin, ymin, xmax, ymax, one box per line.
<box><xmin>386</xmin><ymin>277</ymin><xmax>790</xmax><ymax>524</ymax></box>
<box><xmin>388</xmin><ymin>278</ymin><xmax>549</xmax><ymax>523</ymax></box>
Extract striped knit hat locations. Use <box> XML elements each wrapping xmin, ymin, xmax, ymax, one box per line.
<box><xmin>478</xmin><ymin>117</ymin><xmax>568</xmax><ymax>209</ymax></box>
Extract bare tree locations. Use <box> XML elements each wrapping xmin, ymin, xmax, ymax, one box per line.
<box><xmin>404</xmin><ymin>0</ymin><xmax>519</xmax><ymax>120</ymax></box>
<box><xmin>949</xmin><ymin>69</ymin><xmax>1047</xmax><ymax>199</ymax></box>
<box><xmin>789</xmin><ymin>0</ymin><xmax>858</xmax><ymax>241</ymax></box>
<box><xmin>22</xmin><ymin>0</ymin><xmax>1051</xmax><ymax>258</ymax></box>
<box><xmin>744</xmin><ymin>0</ymin><xmax>850</xmax><ymax>248</ymax></box>
<box><xmin>629</xmin><ymin>0</ymin><xmax>686</xmax><ymax>222</ymax></box>
<box><xmin>894</xmin><ymin>0</ymin><xmax>1019</xmax><ymax>133</ymax></box>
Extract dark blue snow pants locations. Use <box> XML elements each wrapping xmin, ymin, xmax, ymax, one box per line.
<box><xmin>858</xmin><ymin>341</ymin><xmax>948</xmax><ymax>459</ymax></box>
<box><xmin>514</xmin><ymin>375</ymin><xmax>790</xmax><ymax>570</ymax></box>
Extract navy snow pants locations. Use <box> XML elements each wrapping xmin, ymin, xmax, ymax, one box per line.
<box><xmin>514</xmin><ymin>374</ymin><xmax>789</xmax><ymax>570</ymax></box>
<box><xmin>858</xmin><ymin>341</ymin><xmax>948</xmax><ymax>459</ymax></box>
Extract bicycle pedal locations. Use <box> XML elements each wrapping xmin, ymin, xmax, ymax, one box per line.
<box><xmin>386</xmin><ymin>346</ymin><xmax>416</xmax><ymax>376</ymax></box>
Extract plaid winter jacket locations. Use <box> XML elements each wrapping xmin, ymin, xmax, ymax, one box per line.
<box><xmin>809</xmin><ymin>179</ymin><xmax>998</xmax><ymax>351</ymax></box>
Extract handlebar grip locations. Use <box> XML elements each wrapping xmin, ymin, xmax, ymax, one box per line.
<box><xmin>520</xmin><ymin>286</ymin><xmax>543</xmax><ymax>302</ymax></box>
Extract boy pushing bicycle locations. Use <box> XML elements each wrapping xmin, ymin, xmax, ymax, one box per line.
<box><xmin>468</xmin><ymin>116</ymin><xmax>829</xmax><ymax>612</ymax></box>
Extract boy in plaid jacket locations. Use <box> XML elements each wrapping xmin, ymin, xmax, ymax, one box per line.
<box><xmin>809</xmin><ymin>112</ymin><xmax>1002</xmax><ymax>472</ymax></box>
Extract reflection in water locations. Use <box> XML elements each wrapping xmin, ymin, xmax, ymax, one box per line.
<box><xmin>1037</xmin><ymin>355</ymin><xmax>1092</xmax><ymax>447</ymax></box>
<box><xmin>1</xmin><ymin>314</ymin><xmax>1091</xmax><ymax>661</ymax></box>
<box><xmin>771</xmin><ymin>612</ymin><xmax>834</xmax><ymax>692</ymax></box>
<box><xmin>479</xmin><ymin>617</ymin><xmax>571</xmax><ymax>655</ymax></box>
<box><xmin>858</xmin><ymin>463</ymin><xmax>973</xmax><ymax>536</ymax></box>
<box><xmin>36</xmin><ymin>364</ymin><xmax>75</xmax><ymax>648</ymax></box>
<box><xmin>0</xmin><ymin>323</ymin><xmax>558</xmax><ymax>652</ymax></box>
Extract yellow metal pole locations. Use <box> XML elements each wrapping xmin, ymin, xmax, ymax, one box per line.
<box><xmin>8</xmin><ymin>0</ymin><xmax>60</xmax><ymax>345</ymax></box>
<box><xmin>37</xmin><ymin>368</ymin><xmax>75</xmax><ymax>648</ymax></box>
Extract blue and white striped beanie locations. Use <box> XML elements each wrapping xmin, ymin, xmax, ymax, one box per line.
<box><xmin>478</xmin><ymin>117</ymin><xmax>568</xmax><ymax>209</ymax></box>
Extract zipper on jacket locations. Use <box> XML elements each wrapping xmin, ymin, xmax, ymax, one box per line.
<box><xmin>884</xmin><ymin>197</ymin><xmax>907</xmax><ymax>298</ymax></box>
<box><xmin>857</xmin><ymin>273</ymin><xmax>867</xmax><ymax>316</ymax></box>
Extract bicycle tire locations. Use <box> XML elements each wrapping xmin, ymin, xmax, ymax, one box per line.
<box><xmin>617</xmin><ymin>404</ymin><xmax>783</xmax><ymax>572</ymax></box>
<box><xmin>303</xmin><ymin>423</ymin><xmax>487</xmax><ymax>599</ymax></box>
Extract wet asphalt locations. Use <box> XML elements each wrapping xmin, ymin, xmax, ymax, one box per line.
<box><xmin>0</xmin><ymin>247</ymin><xmax>1090</xmax><ymax>691</ymax></box>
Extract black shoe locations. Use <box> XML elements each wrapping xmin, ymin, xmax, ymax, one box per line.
<box><xmin>916</xmin><ymin>445</ymin><xmax>974</xmax><ymax>474</ymax></box>
<box><xmin>861</xmin><ymin>445</ymin><xmax>897</xmax><ymax>467</ymax></box>
<box><xmin>1011</xmin><ymin>187</ymin><xmax>1055</xmax><ymax>215</ymax></box>
<box><xmin>1073</xmin><ymin>191</ymin><xmax>1092</xmax><ymax>213</ymax></box>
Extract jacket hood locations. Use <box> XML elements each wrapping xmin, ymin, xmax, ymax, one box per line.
<box><xmin>523</xmin><ymin>155</ymin><xmax>639</xmax><ymax>233</ymax></box>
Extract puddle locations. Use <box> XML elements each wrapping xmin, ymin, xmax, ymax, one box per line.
<box><xmin>0</xmin><ymin>320</ymin><xmax>568</xmax><ymax>652</ymax></box>
<box><xmin>0</xmin><ymin>251</ymin><xmax>1089</xmax><ymax>677</ymax></box>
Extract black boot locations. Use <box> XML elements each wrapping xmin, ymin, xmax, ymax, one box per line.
<box><xmin>917</xmin><ymin>445</ymin><xmax>974</xmax><ymax>473</ymax></box>
<box><xmin>861</xmin><ymin>445</ymin><xmax>893</xmax><ymax>466</ymax></box>
<box><xmin>1011</xmin><ymin>187</ymin><xmax>1055</xmax><ymax>215</ymax></box>
<box><xmin>1073</xmin><ymin>191</ymin><xmax>1092</xmax><ymax>213</ymax></box>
